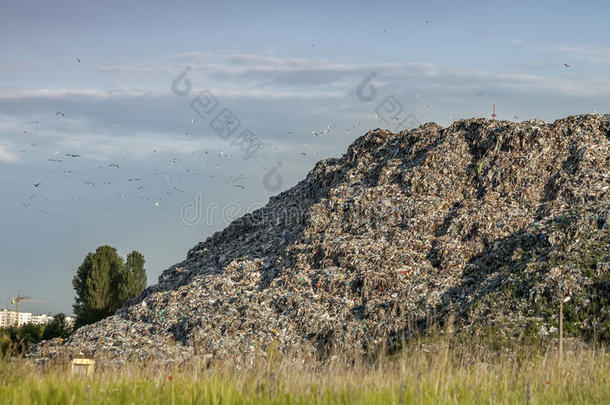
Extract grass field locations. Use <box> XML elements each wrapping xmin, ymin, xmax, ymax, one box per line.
<box><xmin>1</xmin><ymin>338</ymin><xmax>609</xmax><ymax>405</ymax></box>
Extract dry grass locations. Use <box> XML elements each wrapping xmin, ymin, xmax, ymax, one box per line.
<box><xmin>1</xmin><ymin>337</ymin><xmax>609</xmax><ymax>404</ymax></box>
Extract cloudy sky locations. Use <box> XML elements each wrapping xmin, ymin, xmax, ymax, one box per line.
<box><xmin>1</xmin><ymin>0</ymin><xmax>609</xmax><ymax>315</ymax></box>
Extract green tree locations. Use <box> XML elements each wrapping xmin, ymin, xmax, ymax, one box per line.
<box><xmin>117</xmin><ymin>251</ymin><xmax>147</xmax><ymax>306</ymax></box>
<box><xmin>1</xmin><ymin>324</ymin><xmax>45</xmax><ymax>356</ymax></box>
<box><xmin>73</xmin><ymin>246</ymin><xmax>147</xmax><ymax>329</ymax></box>
<box><xmin>42</xmin><ymin>313</ymin><xmax>73</xmax><ymax>341</ymax></box>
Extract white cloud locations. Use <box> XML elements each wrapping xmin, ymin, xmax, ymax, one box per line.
<box><xmin>0</xmin><ymin>88</ymin><xmax>153</xmax><ymax>100</ymax></box>
<box><xmin>550</xmin><ymin>44</ymin><xmax>610</xmax><ymax>63</ymax></box>
<box><xmin>0</xmin><ymin>144</ymin><xmax>17</xmax><ymax>163</ymax></box>
<box><xmin>91</xmin><ymin>65</ymin><xmax>177</xmax><ymax>74</ymax></box>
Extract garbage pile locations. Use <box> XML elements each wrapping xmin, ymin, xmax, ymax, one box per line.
<box><xmin>31</xmin><ymin>114</ymin><xmax>610</xmax><ymax>365</ymax></box>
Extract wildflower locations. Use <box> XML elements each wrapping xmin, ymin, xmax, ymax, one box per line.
<box><xmin>168</xmin><ymin>375</ymin><xmax>173</xmax><ymax>381</ymax></box>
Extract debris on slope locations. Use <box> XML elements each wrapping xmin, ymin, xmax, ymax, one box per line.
<box><xmin>31</xmin><ymin>114</ymin><xmax>610</xmax><ymax>365</ymax></box>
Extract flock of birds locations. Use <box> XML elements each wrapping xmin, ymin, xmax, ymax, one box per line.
<box><xmin>12</xmin><ymin>103</ymin><xmax>371</xmax><ymax>217</ymax></box>
<box><xmin>8</xmin><ymin>55</ymin><xmax>590</xmax><ymax>217</ymax></box>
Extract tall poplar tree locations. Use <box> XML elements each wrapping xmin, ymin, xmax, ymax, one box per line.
<box><xmin>72</xmin><ymin>246</ymin><xmax>147</xmax><ymax>329</ymax></box>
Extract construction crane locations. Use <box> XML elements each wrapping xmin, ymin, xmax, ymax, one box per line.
<box><xmin>9</xmin><ymin>292</ymin><xmax>44</xmax><ymax>327</ymax></box>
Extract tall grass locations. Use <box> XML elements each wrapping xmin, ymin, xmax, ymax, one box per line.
<box><xmin>1</xmin><ymin>338</ymin><xmax>608</xmax><ymax>404</ymax></box>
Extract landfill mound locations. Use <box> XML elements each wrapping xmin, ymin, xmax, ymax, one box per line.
<box><xmin>32</xmin><ymin>114</ymin><xmax>610</xmax><ymax>365</ymax></box>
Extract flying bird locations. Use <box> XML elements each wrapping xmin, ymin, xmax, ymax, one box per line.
<box><xmin>65</xmin><ymin>153</ymin><xmax>81</xmax><ymax>158</ymax></box>
<box><xmin>234</xmin><ymin>184</ymin><xmax>246</xmax><ymax>190</ymax></box>
<box><xmin>33</xmin><ymin>183</ymin><xmax>41</xmax><ymax>187</ymax></box>
<box><xmin>55</xmin><ymin>112</ymin><xmax>64</xmax><ymax>117</ymax></box>
<box><xmin>76</xmin><ymin>58</ymin><xmax>81</xmax><ymax>62</ymax></box>
<box><xmin>563</xmin><ymin>63</ymin><xmax>570</xmax><ymax>68</ymax></box>
<box><xmin>84</xmin><ymin>181</ymin><xmax>95</xmax><ymax>187</ymax></box>
<box><xmin>108</xmin><ymin>163</ymin><xmax>120</xmax><ymax>168</ymax></box>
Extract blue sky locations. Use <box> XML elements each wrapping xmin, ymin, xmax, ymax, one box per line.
<box><xmin>1</xmin><ymin>0</ymin><xmax>609</xmax><ymax>315</ymax></box>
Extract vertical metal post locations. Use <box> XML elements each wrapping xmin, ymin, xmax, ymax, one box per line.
<box><xmin>559</xmin><ymin>300</ymin><xmax>563</xmax><ymax>363</ymax></box>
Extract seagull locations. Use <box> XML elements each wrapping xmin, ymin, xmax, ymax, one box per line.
<box><xmin>84</xmin><ymin>181</ymin><xmax>95</xmax><ymax>187</ymax></box>
<box><xmin>563</xmin><ymin>63</ymin><xmax>570</xmax><ymax>68</ymax></box>
<box><xmin>108</xmin><ymin>163</ymin><xmax>120</xmax><ymax>168</ymax></box>
<box><xmin>301</xmin><ymin>152</ymin><xmax>307</xmax><ymax>156</ymax></box>
<box><xmin>33</xmin><ymin>183</ymin><xmax>41</xmax><ymax>187</ymax></box>
<box><xmin>55</xmin><ymin>112</ymin><xmax>64</xmax><ymax>117</ymax></box>
<box><xmin>119</xmin><ymin>194</ymin><xmax>126</xmax><ymax>199</ymax></box>
<box><xmin>234</xmin><ymin>184</ymin><xmax>246</xmax><ymax>190</ymax></box>
<box><xmin>137</xmin><ymin>186</ymin><xmax>146</xmax><ymax>191</ymax></box>
<box><xmin>76</xmin><ymin>58</ymin><xmax>81</xmax><ymax>63</ymax></box>
<box><xmin>65</xmin><ymin>153</ymin><xmax>81</xmax><ymax>158</ymax></box>
<box><xmin>128</xmin><ymin>178</ymin><xmax>140</xmax><ymax>182</ymax></box>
